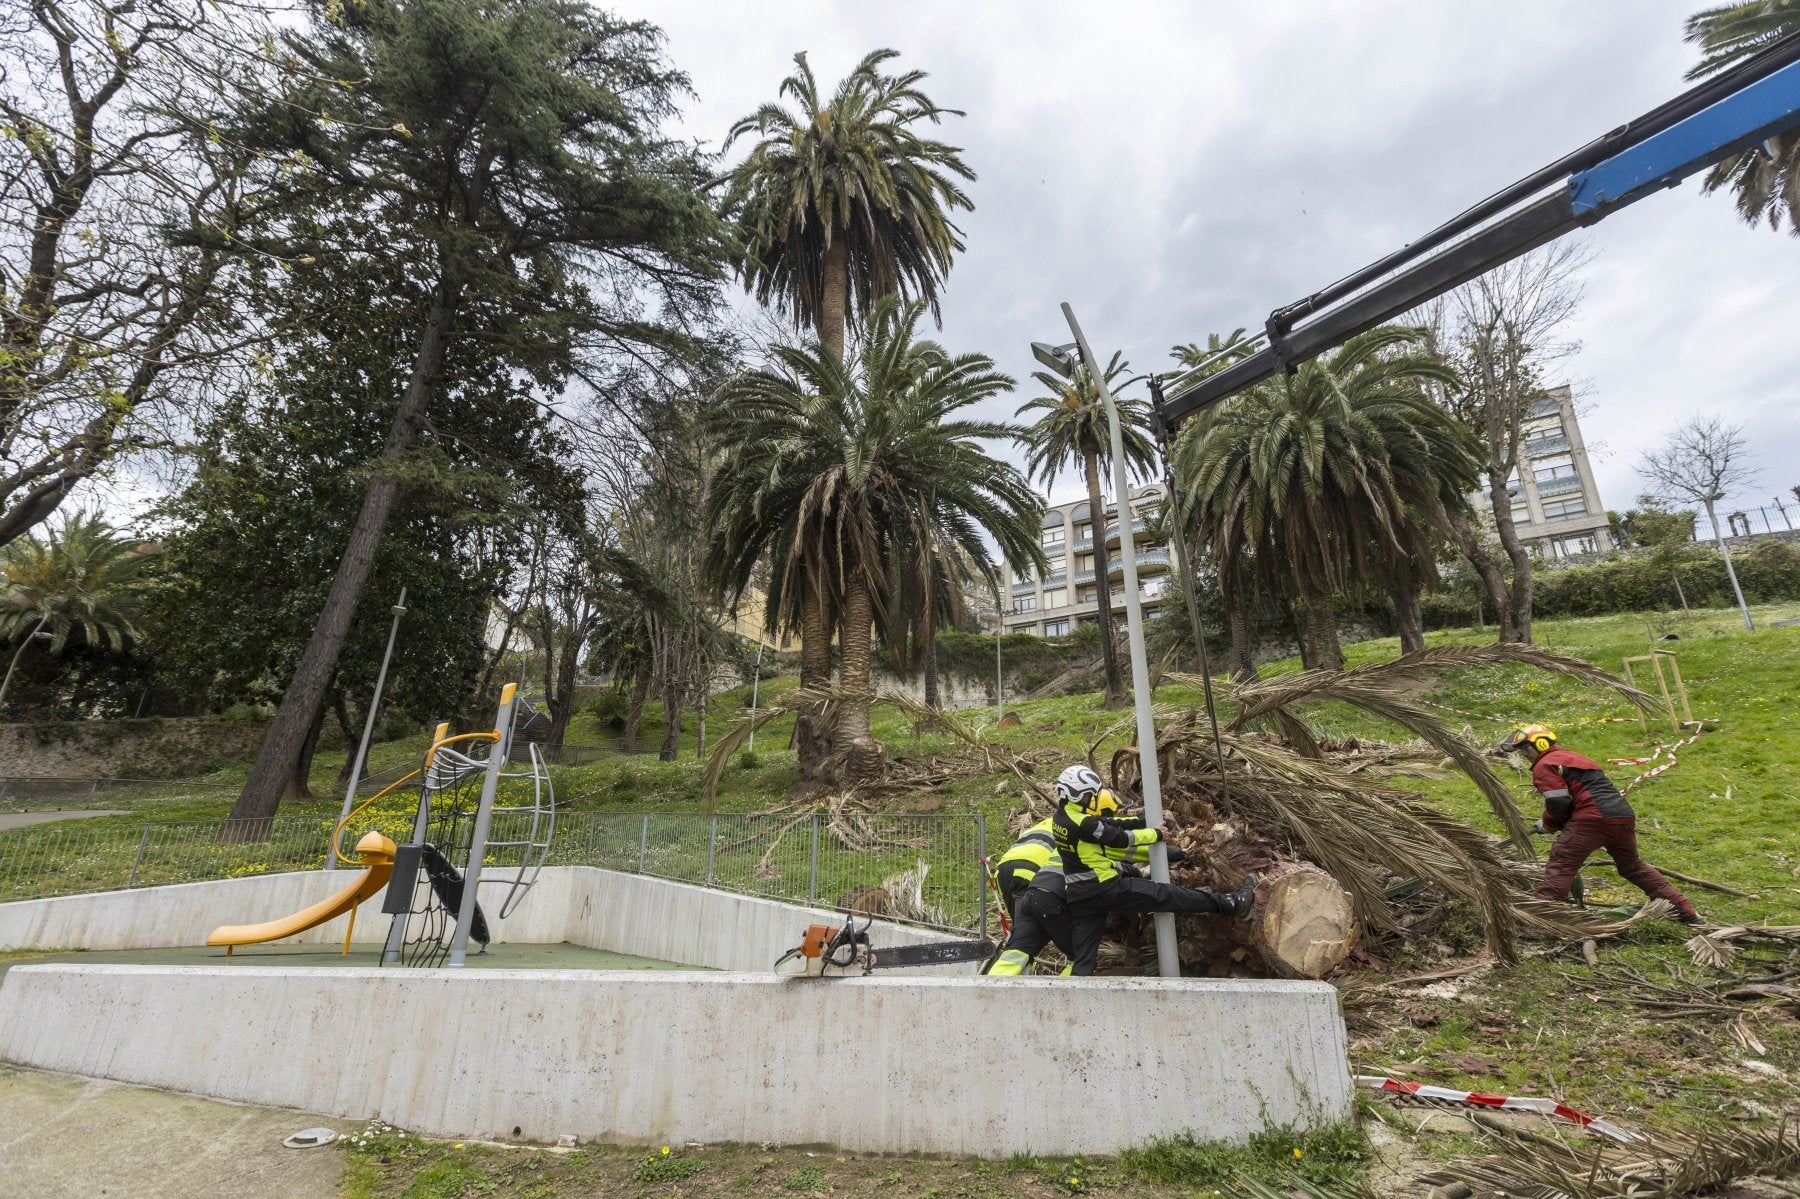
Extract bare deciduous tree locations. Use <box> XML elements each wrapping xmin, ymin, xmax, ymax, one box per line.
<box><xmin>1425</xmin><ymin>242</ymin><xmax>1591</xmax><ymax>644</ymax></box>
<box><xmin>0</xmin><ymin>0</ymin><xmax>269</xmax><ymax>548</ymax></box>
<box><xmin>1642</xmin><ymin>416</ymin><xmax>1761</xmax><ymax>631</ymax></box>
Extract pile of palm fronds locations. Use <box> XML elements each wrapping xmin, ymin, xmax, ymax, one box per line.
<box><xmin>707</xmin><ymin>644</ymin><xmax>1670</xmax><ymax>968</ymax></box>
<box><xmin>1423</xmin><ymin>1118</ymin><xmax>1800</xmax><ymax>1198</ymax></box>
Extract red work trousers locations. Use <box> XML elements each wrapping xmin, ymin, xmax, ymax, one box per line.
<box><xmin>1535</xmin><ymin>818</ymin><xmax>1696</xmax><ymax>917</ymax></box>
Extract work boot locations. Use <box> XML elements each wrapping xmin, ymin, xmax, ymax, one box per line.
<box><xmin>1678</xmin><ymin>912</ymin><xmax>1705</xmax><ymax>927</ymax></box>
<box><xmin>1223</xmin><ymin>873</ymin><xmax>1260</xmax><ymax>919</ymax></box>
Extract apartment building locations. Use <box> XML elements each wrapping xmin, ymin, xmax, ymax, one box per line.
<box><xmin>998</xmin><ymin>484</ymin><xmax>1171</xmax><ymax>636</ymax></box>
<box><xmin>1471</xmin><ymin>384</ymin><xmax>1612</xmax><ymax>560</ymax></box>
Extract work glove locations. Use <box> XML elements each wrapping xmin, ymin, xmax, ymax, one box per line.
<box><xmin>1530</xmin><ymin>819</ymin><xmax>1549</xmax><ymax>836</ymax></box>
<box><xmin>1164</xmin><ymin>843</ymin><xmax>1188</xmax><ymax>865</ymax></box>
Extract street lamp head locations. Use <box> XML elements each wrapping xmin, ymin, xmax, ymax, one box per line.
<box><xmin>1031</xmin><ymin>341</ymin><xmax>1079</xmax><ymax>379</ymax></box>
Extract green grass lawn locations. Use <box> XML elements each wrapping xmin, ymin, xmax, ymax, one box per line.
<box><xmin>4</xmin><ymin>600</ymin><xmax>1797</xmax><ymax>1189</ymax></box>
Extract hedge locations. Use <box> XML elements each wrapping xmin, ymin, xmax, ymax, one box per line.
<box><xmin>1421</xmin><ymin>540</ymin><xmax>1800</xmax><ymax>628</ymax></box>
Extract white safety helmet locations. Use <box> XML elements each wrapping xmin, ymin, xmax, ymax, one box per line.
<box><xmin>1056</xmin><ymin>764</ymin><xmax>1104</xmax><ymax>805</ymax></box>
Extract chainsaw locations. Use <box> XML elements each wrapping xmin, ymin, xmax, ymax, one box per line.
<box><xmin>773</xmin><ymin>910</ymin><xmax>996</xmax><ymax>976</ymax></box>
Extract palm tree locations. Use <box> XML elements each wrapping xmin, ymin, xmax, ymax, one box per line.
<box><xmin>1685</xmin><ymin>2</ymin><xmax>1800</xmax><ymax>233</ymax></box>
<box><xmin>708</xmin><ymin>299</ymin><xmax>1043</xmax><ymax>783</ymax></box>
<box><xmin>1176</xmin><ymin>327</ymin><xmax>1473</xmax><ymax>670</ymax></box>
<box><xmin>1</xmin><ymin>512</ymin><xmax>152</xmax><ymax>708</ymax></box>
<box><xmin>1014</xmin><ymin>352</ymin><xmax>1156</xmax><ymax>708</ymax></box>
<box><xmin>720</xmin><ymin>48</ymin><xmax>976</xmax><ymax>772</ymax></box>
<box><xmin>720</xmin><ymin>49</ymin><xmax>976</xmax><ymax>359</ymax></box>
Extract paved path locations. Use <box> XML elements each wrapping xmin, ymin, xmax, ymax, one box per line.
<box><xmin>0</xmin><ymin>810</ymin><xmax>126</xmax><ymax>832</ymax></box>
<box><xmin>0</xmin><ymin>1065</ymin><xmax>343</xmax><ymax>1199</ymax></box>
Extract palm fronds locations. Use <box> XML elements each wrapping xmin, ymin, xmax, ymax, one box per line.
<box><xmin>1427</xmin><ymin>1118</ymin><xmax>1800</xmax><ymax>1198</ymax></box>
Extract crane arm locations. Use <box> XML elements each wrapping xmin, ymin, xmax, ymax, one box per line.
<box><xmin>1158</xmin><ymin>33</ymin><xmax>1800</xmax><ymax>432</ymax></box>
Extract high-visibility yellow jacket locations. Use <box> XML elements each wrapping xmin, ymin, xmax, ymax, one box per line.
<box><xmin>1051</xmin><ymin>800</ymin><xmax>1160</xmax><ymax>900</ymax></box>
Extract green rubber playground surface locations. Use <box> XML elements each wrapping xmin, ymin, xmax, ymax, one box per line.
<box><xmin>0</xmin><ymin>941</ymin><xmax>699</xmax><ymax>977</ymax></box>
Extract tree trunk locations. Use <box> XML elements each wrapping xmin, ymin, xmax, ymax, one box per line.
<box><xmin>1392</xmin><ymin>579</ymin><xmax>1425</xmax><ymax>655</ymax></box>
<box><xmin>818</xmin><ymin>237</ymin><xmax>849</xmax><ymax>360</ymax></box>
<box><xmin>623</xmin><ymin>661</ymin><xmax>651</xmax><ymax>752</ymax></box>
<box><xmin>229</xmin><ymin>277</ymin><xmax>462</xmax><ymax>830</ymax></box>
<box><xmin>659</xmin><ymin>676</ymin><xmax>681</xmax><ymax>762</ymax></box>
<box><xmin>332</xmin><ymin>689</ymin><xmax>357</xmax><ymax>793</ymax></box>
<box><xmin>544</xmin><ymin>628</ymin><xmax>581</xmax><ymax>756</ymax></box>
<box><xmin>793</xmin><ymin>576</ymin><xmax>835</xmax><ymax>783</ymax></box>
<box><xmin>1302</xmin><ymin>590</ymin><xmax>1344</xmax><ymax>671</ymax></box>
<box><xmin>836</xmin><ymin>570</ymin><xmax>884</xmax><ymax>784</ymax></box>
<box><xmin>283</xmin><ymin>704</ymin><xmax>326</xmax><ymax>803</ymax></box>
<box><xmin>1486</xmin><ymin>467</ymin><xmax>1534</xmax><ymax>643</ymax></box>
<box><xmin>1227</xmin><ymin>602</ymin><xmax>1258</xmax><ymax>681</ymax></box>
<box><xmin>922</xmin><ymin>613</ymin><xmax>939</xmax><ymax>710</ymax></box>
<box><xmin>1448</xmin><ymin>507</ymin><xmax>1515</xmax><ymax>643</ymax></box>
<box><xmin>1245</xmin><ymin>861</ymin><xmax>1358</xmax><ymax>980</ymax></box>
<box><xmin>1084</xmin><ymin>451</ymin><xmax>1127</xmax><ymax>708</ymax></box>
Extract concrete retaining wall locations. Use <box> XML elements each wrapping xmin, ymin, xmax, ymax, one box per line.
<box><xmin>0</xmin><ymin>867</ymin><xmax>970</xmax><ymax>972</ymax></box>
<box><xmin>0</xmin><ymin>964</ymin><xmax>1351</xmax><ymax>1155</ymax></box>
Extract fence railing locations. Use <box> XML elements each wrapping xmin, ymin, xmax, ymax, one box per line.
<box><xmin>0</xmin><ymin>807</ymin><xmax>989</xmax><ymax>932</ymax></box>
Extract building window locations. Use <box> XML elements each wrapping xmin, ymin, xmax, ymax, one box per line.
<box><xmin>1043</xmin><ymin>619</ymin><xmax>1070</xmax><ymax>637</ymax></box>
<box><xmin>1542</xmin><ymin>497</ymin><xmax>1588</xmax><ymax>519</ymax></box>
<box><xmin>1011</xmin><ymin>596</ymin><xmax>1036</xmax><ymax>613</ymax></box>
<box><xmin>1509</xmin><ymin>504</ymin><xmax>1531</xmax><ymax>526</ymax></box>
<box><xmin>1142</xmin><ymin>576</ymin><xmax>1168</xmax><ymax>599</ymax></box>
<box><xmin>1010</xmin><ymin>622</ymin><xmax>1036</xmax><ymax>635</ymax></box>
<box><xmin>1042</xmin><ymin>528</ymin><xmax>1065</xmax><ymax>550</ymax></box>
<box><xmin>1532</xmin><ymin>453</ymin><xmax>1576</xmax><ymax>482</ymax></box>
<box><xmin>1077</xmin><ymin>586</ymin><xmax>1096</xmax><ymax>604</ymax></box>
<box><xmin>1551</xmin><ymin>534</ymin><xmax>1598</xmax><ymax>558</ymax></box>
<box><xmin>1041</xmin><ymin>588</ymin><xmax>1067</xmax><ymax>609</ymax></box>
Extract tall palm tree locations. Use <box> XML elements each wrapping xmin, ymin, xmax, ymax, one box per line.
<box><xmin>720</xmin><ymin>49</ymin><xmax>976</xmax><ymax>359</ymax></box>
<box><xmin>1</xmin><ymin>512</ymin><xmax>152</xmax><ymax>707</ymax></box>
<box><xmin>708</xmin><ymin>299</ymin><xmax>1042</xmax><ymax>783</ymax></box>
<box><xmin>720</xmin><ymin>48</ymin><xmax>976</xmax><ymax>771</ymax></box>
<box><xmin>1685</xmin><ymin>2</ymin><xmax>1800</xmax><ymax>233</ymax></box>
<box><xmin>1015</xmin><ymin>352</ymin><xmax>1156</xmax><ymax>708</ymax></box>
<box><xmin>1176</xmin><ymin>327</ymin><xmax>1472</xmax><ymax>670</ymax></box>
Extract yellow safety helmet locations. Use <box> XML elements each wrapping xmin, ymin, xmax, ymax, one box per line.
<box><xmin>1500</xmin><ymin>724</ymin><xmax>1557</xmax><ymax>755</ymax></box>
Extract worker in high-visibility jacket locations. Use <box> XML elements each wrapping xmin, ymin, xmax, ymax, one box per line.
<box><xmin>992</xmin><ymin>817</ymin><xmax>1153</xmax><ymax>919</ymax></box>
<box><xmin>1052</xmin><ymin>763</ymin><xmax>1256</xmax><ymax>976</ymax></box>
<box><xmin>989</xmin><ymin>765</ymin><xmax>1251</xmax><ymax>977</ymax></box>
<box><xmin>986</xmin><ymin>815</ymin><xmax>1166</xmax><ymax>976</ymax></box>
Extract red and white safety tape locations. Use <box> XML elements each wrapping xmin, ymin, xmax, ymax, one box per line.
<box><xmin>1356</xmin><ymin>1075</ymin><xmax>1641</xmax><ymax>1143</ymax></box>
<box><xmin>1609</xmin><ymin>720</ymin><xmax>1713</xmax><ymax>794</ymax></box>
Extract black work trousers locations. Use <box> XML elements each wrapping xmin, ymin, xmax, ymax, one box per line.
<box><xmin>1065</xmin><ymin>877</ymin><xmax>1229</xmax><ymax>976</ymax></box>
<box><xmin>987</xmin><ymin>884</ymin><xmax>1075</xmax><ymax>976</ymax></box>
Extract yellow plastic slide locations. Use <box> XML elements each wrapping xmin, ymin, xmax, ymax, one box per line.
<box><xmin>206</xmin><ymin>832</ymin><xmax>398</xmax><ymax>951</ymax></box>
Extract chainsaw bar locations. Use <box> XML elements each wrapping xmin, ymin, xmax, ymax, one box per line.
<box><xmin>869</xmin><ymin>938</ymin><xmax>996</xmax><ymax>970</ymax></box>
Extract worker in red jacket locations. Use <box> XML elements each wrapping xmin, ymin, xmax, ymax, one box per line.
<box><xmin>1500</xmin><ymin>724</ymin><xmax>1702</xmax><ymax>925</ymax></box>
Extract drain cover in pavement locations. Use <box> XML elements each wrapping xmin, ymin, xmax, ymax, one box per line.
<box><xmin>283</xmin><ymin>1127</ymin><xmax>337</xmax><ymax>1149</ymax></box>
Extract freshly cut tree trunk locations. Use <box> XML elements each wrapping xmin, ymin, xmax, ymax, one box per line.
<box><xmin>1246</xmin><ymin>861</ymin><xmax>1359</xmax><ymax>980</ymax></box>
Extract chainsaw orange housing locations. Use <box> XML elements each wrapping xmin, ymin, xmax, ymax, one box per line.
<box><xmin>798</xmin><ymin>924</ymin><xmax>839</xmax><ymax>959</ymax></box>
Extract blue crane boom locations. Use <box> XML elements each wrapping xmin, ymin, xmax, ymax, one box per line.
<box><xmin>1156</xmin><ymin>32</ymin><xmax>1800</xmax><ymax>432</ymax></box>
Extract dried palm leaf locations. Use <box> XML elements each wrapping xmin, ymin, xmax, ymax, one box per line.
<box><xmin>1427</xmin><ymin>1117</ymin><xmax>1800</xmax><ymax>1198</ymax></box>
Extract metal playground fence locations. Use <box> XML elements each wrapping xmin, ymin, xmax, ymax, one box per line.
<box><xmin>0</xmin><ymin>807</ymin><xmax>989</xmax><ymax>933</ymax></box>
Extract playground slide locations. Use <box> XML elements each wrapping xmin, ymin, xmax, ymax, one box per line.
<box><xmin>206</xmin><ymin>832</ymin><xmax>398</xmax><ymax>949</ymax></box>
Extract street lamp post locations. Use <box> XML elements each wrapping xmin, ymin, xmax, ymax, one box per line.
<box><xmin>1033</xmin><ymin>305</ymin><xmax>1180</xmax><ymax>979</ymax></box>
<box><xmin>328</xmin><ymin>588</ymin><xmax>408</xmax><ymax>871</ymax></box>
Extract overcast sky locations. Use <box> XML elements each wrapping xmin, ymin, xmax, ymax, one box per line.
<box><xmin>647</xmin><ymin>0</ymin><xmax>1800</xmax><ymax>523</ymax></box>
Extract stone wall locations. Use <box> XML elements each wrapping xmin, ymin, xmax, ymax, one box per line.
<box><xmin>0</xmin><ymin>716</ymin><xmax>280</xmax><ymax>779</ymax></box>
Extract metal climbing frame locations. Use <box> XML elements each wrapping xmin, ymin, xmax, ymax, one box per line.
<box><xmin>379</xmin><ymin>684</ymin><xmax>555</xmax><ymax>968</ymax></box>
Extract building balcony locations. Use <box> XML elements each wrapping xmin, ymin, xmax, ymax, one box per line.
<box><xmin>1105</xmin><ymin>549</ymin><xmax>1172</xmax><ymax>577</ymax></box>
<box><xmin>1072</xmin><ymin>538</ymin><xmax>1093</xmax><ymax>553</ymax></box>
<box><xmin>1523</xmin><ymin>433</ymin><xmax>1571</xmax><ymax>457</ymax></box>
<box><xmin>1073</xmin><ymin>570</ymin><xmax>1096</xmax><ymax>585</ymax></box>
<box><xmin>1042</xmin><ymin>574</ymin><xmax>1066</xmax><ymax>590</ymax></box>
<box><xmin>1011</xmin><ymin>579</ymin><xmax>1037</xmax><ymax>595</ymax></box>
<box><xmin>1103</xmin><ymin>518</ymin><xmax>1149</xmax><ymax>546</ymax></box>
<box><xmin>1527</xmin><ymin>397</ymin><xmax>1559</xmax><ymax>418</ymax></box>
<box><xmin>1536</xmin><ymin>474</ymin><xmax>1584</xmax><ymax>498</ymax></box>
